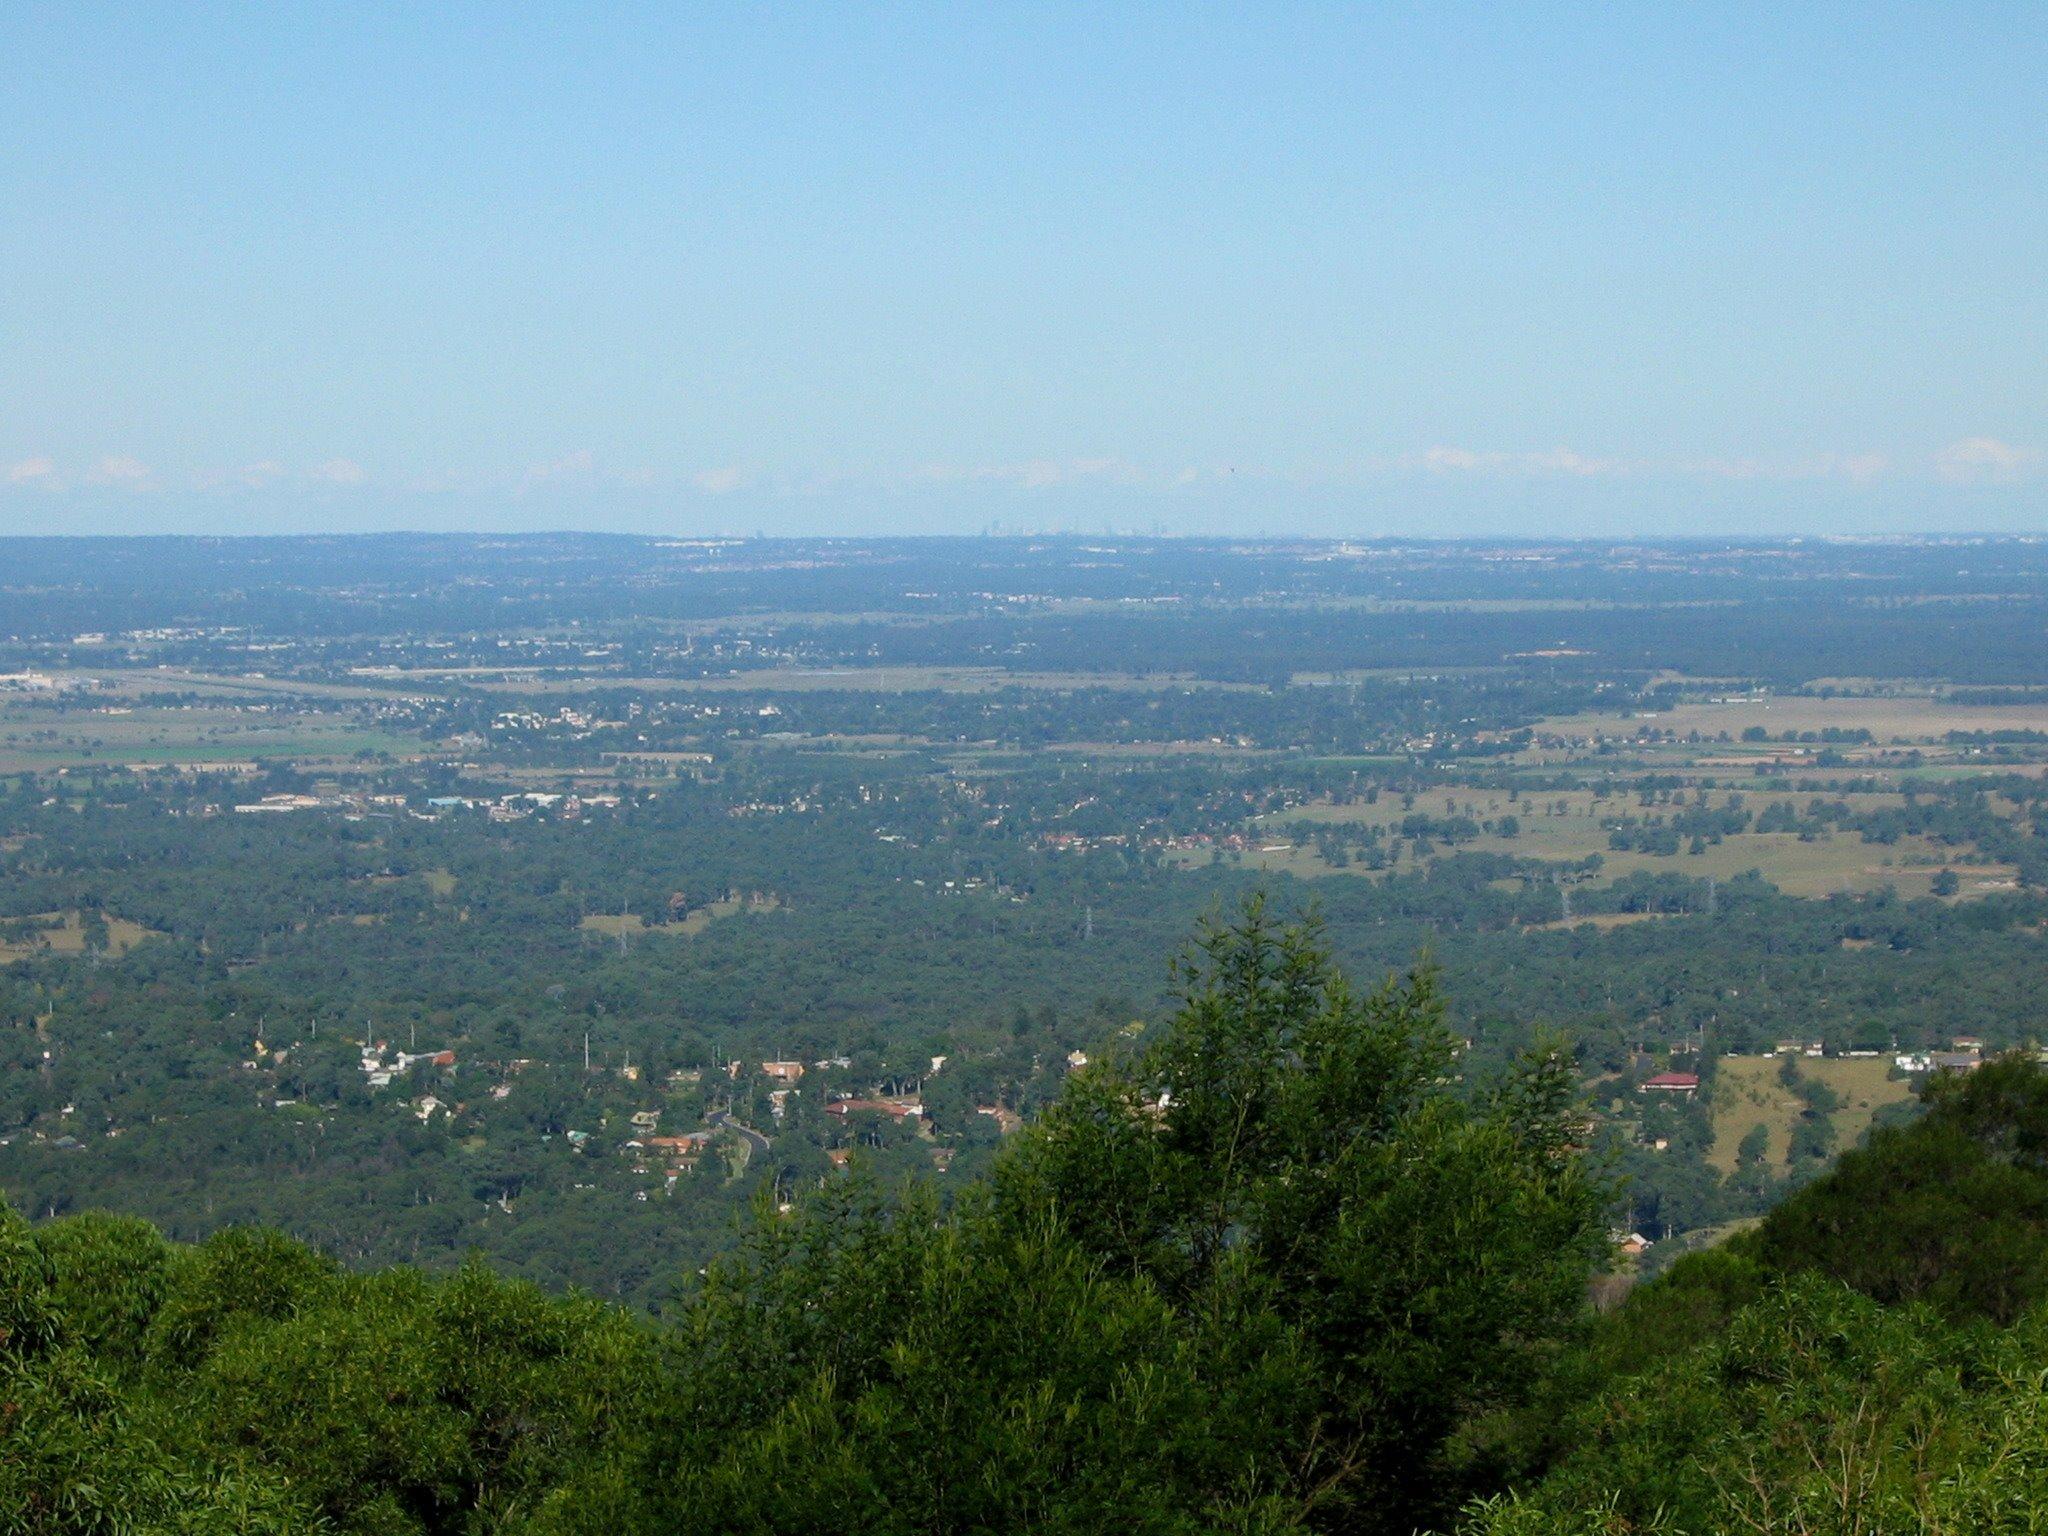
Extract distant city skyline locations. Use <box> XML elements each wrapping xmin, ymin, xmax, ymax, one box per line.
<box><xmin>4</xmin><ymin>4</ymin><xmax>2043</xmax><ymax>536</ymax></box>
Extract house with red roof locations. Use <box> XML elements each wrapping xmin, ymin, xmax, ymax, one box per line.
<box><xmin>1639</xmin><ymin>1071</ymin><xmax>1700</xmax><ymax>1097</ymax></box>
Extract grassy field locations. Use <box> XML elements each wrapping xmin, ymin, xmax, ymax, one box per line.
<box><xmin>579</xmin><ymin>894</ymin><xmax>785</xmax><ymax>940</ymax></box>
<box><xmin>1038</xmin><ymin>740</ymin><xmax>1284</xmax><ymax>759</ymax></box>
<box><xmin>1708</xmin><ymin>1055</ymin><xmax>1914</xmax><ymax>1174</ymax></box>
<box><xmin>24</xmin><ymin>669</ymin><xmax>398</xmax><ymax>702</ymax></box>
<box><xmin>580</xmin><ymin>912</ymin><xmax>649</xmax><ymax>938</ymax></box>
<box><xmin>1255</xmin><ymin>788</ymin><xmax>2012</xmax><ymax>898</ymax></box>
<box><xmin>1525</xmin><ymin>911</ymin><xmax>1674</xmax><ymax>932</ymax></box>
<box><xmin>398</xmin><ymin>665</ymin><xmax>1262</xmax><ymax>695</ymax></box>
<box><xmin>0</xmin><ymin>701</ymin><xmax>422</xmax><ymax>771</ymax></box>
<box><xmin>1166</xmin><ymin>836</ymin><xmax>2010</xmax><ymax>898</ymax></box>
<box><xmin>0</xmin><ymin>911</ymin><xmax>160</xmax><ymax>961</ymax></box>
<box><xmin>1537</xmin><ymin>693</ymin><xmax>2048</xmax><ymax>745</ymax></box>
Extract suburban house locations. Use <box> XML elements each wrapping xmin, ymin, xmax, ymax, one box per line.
<box><xmin>976</xmin><ymin>1104</ymin><xmax>1023</xmax><ymax>1134</ymax></box>
<box><xmin>825</xmin><ymin>1098</ymin><xmax>922</xmax><ymax>1121</ymax></box>
<box><xmin>1639</xmin><ymin>1071</ymin><xmax>1700</xmax><ymax>1097</ymax></box>
<box><xmin>646</xmin><ymin>1131</ymin><xmax>715</xmax><ymax>1152</ymax></box>
<box><xmin>645</xmin><ymin>1131</ymin><xmax>717</xmax><ymax>1166</ymax></box>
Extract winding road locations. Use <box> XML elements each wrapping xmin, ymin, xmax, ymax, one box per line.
<box><xmin>707</xmin><ymin>1108</ymin><xmax>771</xmax><ymax>1156</ymax></box>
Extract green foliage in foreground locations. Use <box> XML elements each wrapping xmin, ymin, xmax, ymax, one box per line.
<box><xmin>1</xmin><ymin>901</ymin><xmax>1608</xmax><ymax>1535</ymax></box>
<box><xmin>1466</xmin><ymin>1056</ymin><xmax>2048</xmax><ymax>1535</ymax></box>
<box><xmin>0</xmin><ymin>1205</ymin><xmax>652</xmax><ymax>1535</ymax></box>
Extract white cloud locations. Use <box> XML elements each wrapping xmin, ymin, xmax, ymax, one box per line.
<box><xmin>523</xmin><ymin>449</ymin><xmax>598</xmax><ymax>487</ymax></box>
<box><xmin>1677</xmin><ymin>452</ymin><xmax>1891</xmax><ymax>483</ymax></box>
<box><xmin>6</xmin><ymin>456</ymin><xmax>58</xmax><ymax>487</ymax></box>
<box><xmin>193</xmin><ymin>458</ymin><xmax>378</xmax><ymax>493</ymax></box>
<box><xmin>1525</xmin><ymin>447</ymin><xmax>1620</xmax><ymax>477</ymax></box>
<box><xmin>84</xmin><ymin>455</ymin><xmax>151</xmax><ymax>489</ymax></box>
<box><xmin>1420</xmin><ymin>446</ymin><xmax>1624</xmax><ymax>478</ymax></box>
<box><xmin>692</xmin><ymin>465</ymin><xmax>747</xmax><ymax>495</ymax></box>
<box><xmin>911</xmin><ymin>457</ymin><xmax>1150</xmax><ymax>490</ymax></box>
<box><xmin>1934</xmin><ymin>437</ymin><xmax>2041</xmax><ymax>485</ymax></box>
<box><xmin>1818</xmin><ymin>452</ymin><xmax>1890</xmax><ymax>483</ymax></box>
<box><xmin>189</xmin><ymin>461</ymin><xmax>285</xmax><ymax>492</ymax></box>
<box><xmin>1421</xmin><ymin>446</ymin><xmax>1490</xmax><ymax>473</ymax></box>
<box><xmin>1421</xmin><ymin>446</ymin><xmax>1902</xmax><ymax>484</ymax></box>
<box><xmin>310</xmin><ymin>458</ymin><xmax>368</xmax><ymax>486</ymax></box>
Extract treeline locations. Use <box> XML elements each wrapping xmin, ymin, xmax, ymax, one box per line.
<box><xmin>477</xmin><ymin>671</ymin><xmax>1609</xmax><ymax>759</ymax></box>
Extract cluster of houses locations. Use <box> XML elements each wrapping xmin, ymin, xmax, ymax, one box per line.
<box><xmin>423</xmin><ymin>792</ymin><xmax>620</xmax><ymax>822</ymax></box>
<box><xmin>1635</xmin><ymin>1034</ymin><xmax>2002</xmax><ymax>1103</ymax></box>
<box><xmin>236</xmin><ymin>791</ymin><xmax>412</xmax><ymax>815</ymax></box>
<box><xmin>358</xmin><ymin>1041</ymin><xmax>456</xmax><ymax>1089</ymax></box>
<box><xmin>235</xmin><ymin>789</ymin><xmax>621</xmax><ymax>820</ymax></box>
<box><xmin>608</xmin><ymin>1054</ymin><xmax>954</xmax><ymax>1188</ymax></box>
<box><xmin>1894</xmin><ymin>1037</ymin><xmax>1987</xmax><ymax>1075</ymax></box>
<box><xmin>490</xmin><ymin>704</ymin><xmax>625</xmax><ymax>736</ymax></box>
<box><xmin>637</xmin><ymin>1129</ymin><xmax>720</xmax><ymax>1182</ymax></box>
<box><xmin>0</xmin><ymin>670</ymin><xmax>111</xmax><ymax>694</ymax></box>
<box><xmin>747</xmin><ymin>1056</ymin><xmax>946</xmax><ymax>1117</ymax></box>
<box><xmin>349</xmin><ymin>1043</ymin><xmax>1019</xmax><ymax>1198</ymax></box>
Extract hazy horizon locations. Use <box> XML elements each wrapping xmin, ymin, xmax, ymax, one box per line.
<box><xmin>6</xmin><ymin>5</ymin><xmax>2044</xmax><ymax>538</ymax></box>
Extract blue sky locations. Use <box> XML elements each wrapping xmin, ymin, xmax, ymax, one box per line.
<box><xmin>3</xmin><ymin>3</ymin><xmax>2044</xmax><ymax>536</ymax></box>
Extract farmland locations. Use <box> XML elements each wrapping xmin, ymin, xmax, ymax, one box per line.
<box><xmin>0</xmin><ymin>699</ymin><xmax>425</xmax><ymax>772</ymax></box>
<box><xmin>0</xmin><ymin>910</ymin><xmax>160</xmax><ymax>961</ymax></box>
<box><xmin>1538</xmin><ymin>692</ymin><xmax>2048</xmax><ymax>745</ymax></box>
<box><xmin>1708</xmin><ymin>1055</ymin><xmax>1916</xmax><ymax>1174</ymax></box>
<box><xmin>1255</xmin><ymin>786</ymin><xmax>2020</xmax><ymax>899</ymax></box>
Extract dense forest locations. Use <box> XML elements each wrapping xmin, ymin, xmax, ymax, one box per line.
<box><xmin>11</xmin><ymin>906</ymin><xmax>2048</xmax><ymax>1534</ymax></box>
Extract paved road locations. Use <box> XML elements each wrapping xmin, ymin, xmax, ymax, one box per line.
<box><xmin>707</xmin><ymin>1109</ymin><xmax>771</xmax><ymax>1156</ymax></box>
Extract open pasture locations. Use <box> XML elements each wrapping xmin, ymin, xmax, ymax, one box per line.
<box><xmin>1538</xmin><ymin>692</ymin><xmax>2048</xmax><ymax>745</ymax></box>
<box><xmin>23</xmin><ymin>669</ymin><xmax>397</xmax><ymax>702</ymax></box>
<box><xmin>0</xmin><ymin>910</ymin><xmax>160</xmax><ymax>961</ymax></box>
<box><xmin>1256</xmin><ymin>787</ymin><xmax>2008</xmax><ymax>897</ymax></box>
<box><xmin>579</xmin><ymin>894</ymin><xmax>785</xmax><ymax>940</ymax></box>
<box><xmin>1708</xmin><ymin>1055</ymin><xmax>1913</xmax><ymax>1174</ymax></box>
<box><xmin>0</xmin><ymin>700</ymin><xmax>420</xmax><ymax>771</ymax></box>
